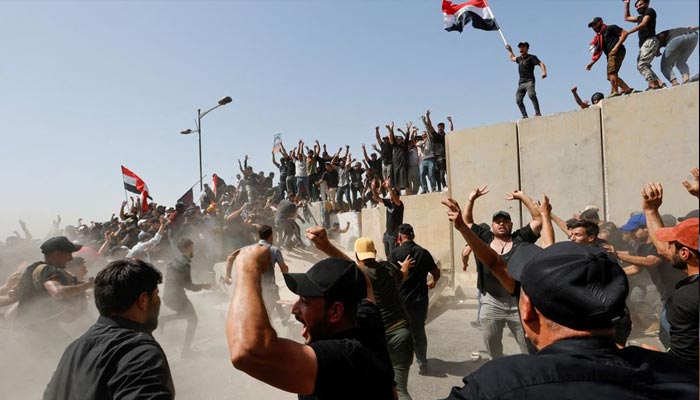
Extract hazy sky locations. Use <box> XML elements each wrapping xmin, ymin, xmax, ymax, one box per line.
<box><xmin>1</xmin><ymin>0</ymin><xmax>698</xmax><ymax>239</ymax></box>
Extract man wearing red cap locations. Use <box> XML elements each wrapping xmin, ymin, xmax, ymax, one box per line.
<box><xmin>641</xmin><ymin>182</ymin><xmax>699</xmax><ymax>370</ymax></box>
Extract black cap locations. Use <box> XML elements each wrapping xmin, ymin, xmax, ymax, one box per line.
<box><xmin>514</xmin><ymin>242</ymin><xmax>628</xmax><ymax>331</ymax></box>
<box><xmin>283</xmin><ymin>258</ymin><xmax>367</xmax><ymax>302</ymax></box>
<box><xmin>398</xmin><ymin>223</ymin><xmax>414</xmax><ymax>236</ymax></box>
<box><xmin>517</xmin><ymin>41</ymin><xmax>529</xmax><ymax>48</ymax></box>
<box><xmin>678</xmin><ymin>209</ymin><xmax>699</xmax><ymax>222</ymax></box>
<box><xmin>492</xmin><ymin>211</ymin><xmax>511</xmax><ymax>221</ymax></box>
<box><xmin>40</xmin><ymin>236</ymin><xmax>82</xmax><ymax>254</ymax></box>
<box><xmin>587</xmin><ymin>16</ymin><xmax>603</xmax><ymax>28</ymax></box>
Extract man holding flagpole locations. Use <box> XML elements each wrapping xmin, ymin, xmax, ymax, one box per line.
<box><xmin>505</xmin><ymin>42</ymin><xmax>547</xmax><ymax>119</ymax></box>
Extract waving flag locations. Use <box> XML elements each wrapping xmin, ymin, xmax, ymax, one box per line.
<box><xmin>121</xmin><ymin>165</ymin><xmax>149</xmax><ymax>195</ymax></box>
<box><xmin>272</xmin><ymin>133</ymin><xmax>282</xmax><ymax>153</ymax></box>
<box><xmin>442</xmin><ymin>0</ymin><xmax>499</xmax><ymax>33</ymax></box>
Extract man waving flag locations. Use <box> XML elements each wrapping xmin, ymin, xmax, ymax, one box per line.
<box><xmin>442</xmin><ymin>0</ymin><xmax>499</xmax><ymax>33</ymax></box>
<box><xmin>121</xmin><ymin>165</ymin><xmax>152</xmax><ymax>211</ymax></box>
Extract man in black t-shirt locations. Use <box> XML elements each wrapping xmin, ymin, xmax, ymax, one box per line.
<box><xmin>226</xmin><ymin>227</ymin><xmax>395</xmax><ymax>400</ymax></box>
<box><xmin>624</xmin><ymin>0</ymin><xmax>664</xmax><ymax>89</ymax></box>
<box><xmin>374</xmin><ymin>126</ymin><xmax>394</xmax><ymax>183</ymax></box>
<box><xmin>586</xmin><ymin>17</ymin><xmax>634</xmax><ymax>96</ymax></box>
<box><xmin>390</xmin><ymin>224</ymin><xmax>441</xmax><ymax>375</ymax></box>
<box><xmin>505</xmin><ymin>42</ymin><xmax>547</xmax><ymax>119</ymax></box>
<box><xmin>463</xmin><ymin>187</ymin><xmax>542</xmax><ymax>359</ymax></box>
<box><xmin>355</xmin><ymin>237</ymin><xmax>414</xmax><ymax>399</ymax></box>
<box><xmin>371</xmin><ymin>178</ymin><xmax>404</xmax><ymax>259</ymax></box>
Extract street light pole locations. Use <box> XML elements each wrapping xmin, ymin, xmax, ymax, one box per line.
<box><xmin>197</xmin><ymin>108</ymin><xmax>203</xmax><ymax>192</ymax></box>
<box><xmin>180</xmin><ymin>96</ymin><xmax>232</xmax><ymax>194</ymax></box>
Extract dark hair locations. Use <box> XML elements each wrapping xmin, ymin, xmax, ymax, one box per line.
<box><xmin>569</xmin><ymin>220</ymin><xmax>600</xmax><ymax>237</ymax></box>
<box><xmin>258</xmin><ymin>225</ymin><xmax>273</xmax><ymax>240</ymax></box>
<box><xmin>591</xmin><ymin>92</ymin><xmax>604</xmax><ymax>103</ymax></box>
<box><xmin>177</xmin><ymin>237</ymin><xmax>194</xmax><ymax>251</ymax></box>
<box><xmin>580</xmin><ymin>209</ymin><xmax>600</xmax><ymax>223</ymax></box>
<box><xmin>94</xmin><ymin>259</ymin><xmax>162</xmax><ymax>316</ymax></box>
<box><xmin>437</xmin><ymin>122</ymin><xmax>445</xmax><ymax>128</ymax></box>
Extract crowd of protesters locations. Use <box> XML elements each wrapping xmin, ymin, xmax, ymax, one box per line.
<box><xmin>0</xmin><ymin>158</ymin><xmax>696</xmax><ymax>399</ymax></box>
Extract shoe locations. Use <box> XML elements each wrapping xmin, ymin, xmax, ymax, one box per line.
<box><xmin>609</xmin><ymin>92</ymin><xmax>621</xmax><ymax>97</ymax></box>
<box><xmin>418</xmin><ymin>363</ymin><xmax>429</xmax><ymax>375</ymax></box>
<box><xmin>644</xmin><ymin>321</ymin><xmax>660</xmax><ymax>336</ymax></box>
<box><xmin>623</xmin><ymin>88</ymin><xmax>635</xmax><ymax>95</ymax></box>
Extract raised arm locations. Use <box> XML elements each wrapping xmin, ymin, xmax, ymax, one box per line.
<box><xmin>641</xmin><ymin>182</ymin><xmax>674</xmax><ymax>260</ymax></box>
<box><xmin>505</xmin><ymin>44</ymin><xmax>517</xmax><ymax>62</ymax></box>
<box><xmin>550</xmin><ymin>213</ymin><xmax>572</xmax><ymax>237</ymax></box>
<box><xmin>571</xmin><ymin>86</ymin><xmax>590</xmax><ymax>109</ymax></box>
<box><xmin>386</xmin><ymin>122</ymin><xmax>395</xmax><ymax>144</ymax></box>
<box><xmin>447</xmin><ymin>116</ymin><xmax>454</xmax><ymax>132</ymax></box>
<box><xmin>536</xmin><ymin>194</ymin><xmax>555</xmax><ymax>248</ymax></box>
<box><xmin>506</xmin><ymin>190</ymin><xmax>543</xmax><ymax>235</ymax></box>
<box><xmin>423</xmin><ymin>109</ymin><xmax>436</xmax><ymax>135</ymax></box>
<box><xmin>375</xmin><ymin>126</ymin><xmax>382</xmax><ymax>147</ymax></box>
<box><xmin>384</xmin><ymin>178</ymin><xmax>401</xmax><ymax>206</ymax></box>
<box><xmin>18</xmin><ymin>220</ymin><xmax>32</xmax><ymax>241</ymax></box>
<box><xmin>681</xmin><ymin>167</ymin><xmax>699</xmax><ymax>198</ymax></box>
<box><xmin>238</xmin><ymin>158</ymin><xmax>245</xmax><ymax>173</ymax></box>
<box><xmin>279</xmin><ymin>142</ymin><xmax>289</xmax><ymax>158</ymax></box>
<box><xmin>361</xmin><ymin>143</ymin><xmax>371</xmax><ymax>163</ymax></box>
<box><xmin>271</xmin><ymin>152</ymin><xmax>280</xmax><ymax>168</ymax></box>
<box><xmin>464</xmin><ymin>186</ymin><xmax>489</xmax><ymax>227</ymax></box>
<box><xmin>370</xmin><ymin>179</ymin><xmax>382</xmax><ymax>204</ymax></box>
<box><xmin>623</xmin><ymin>0</ymin><xmax>639</xmax><ymax>23</ymax></box>
<box><xmin>442</xmin><ymin>198</ymin><xmax>516</xmax><ymax>294</ymax></box>
<box><xmin>226</xmin><ymin>245</ymin><xmax>318</xmax><ymax>395</ymax></box>
<box><xmin>313</xmin><ymin>140</ymin><xmax>320</xmax><ymax>156</ymax></box>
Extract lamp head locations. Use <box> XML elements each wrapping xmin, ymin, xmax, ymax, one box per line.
<box><xmin>218</xmin><ymin>96</ymin><xmax>233</xmax><ymax>106</ymax></box>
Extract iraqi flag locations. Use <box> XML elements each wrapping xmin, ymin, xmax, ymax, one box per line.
<box><xmin>121</xmin><ymin>165</ymin><xmax>152</xmax><ymax>200</ymax></box>
<box><xmin>442</xmin><ymin>0</ymin><xmax>499</xmax><ymax>33</ymax></box>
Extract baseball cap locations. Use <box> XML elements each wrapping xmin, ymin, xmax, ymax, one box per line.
<box><xmin>620</xmin><ymin>213</ymin><xmax>646</xmax><ymax>232</ymax></box>
<box><xmin>398</xmin><ymin>223</ymin><xmax>414</xmax><ymax>236</ymax></box>
<box><xmin>40</xmin><ymin>236</ymin><xmax>83</xmax><ymax>254</ymax></box>
<box><xmin>517</xmin><ymin>41</ymin><xmax>529</xmax><ymax>48</ymax></box>
<box><xmin>354</xmin><ymin>237</ymin><xmax>377</xmax><ymax>261</ymax></box>
<box><xmin>678</xmin><ymin>209</ymin><xmax>699</xmax><ymax>222</ymax></box>
<box><xmin>515</xmin><ymin>241</ymin><xmax>628</xmax><ymax>330</ymax></box>
<box><xmin>283</xmin><ymin>258</ymin><xmax>367</xmax><ymax>301</ymax></box>
<box><xmin>492</xmin><ymin>211</ymin><xmax>511</xmax><ymax>221</ymax></box>
<box><xmin>655</xmin><ymin>218</ymin><xmax>699</xmax><ymax>250</ymax></box>
<box><xmin>587</xmin><ymin>16</ymin><xmax>603</xmax><ymax>27</ymax></box>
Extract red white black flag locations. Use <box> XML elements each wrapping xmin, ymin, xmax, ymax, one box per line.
<box><xmin>442</xmin><ymin>0</ymin><xmax>499</xmax><ymax>33</ymax></box>
<box><xmin>121</xmin><ymin>165</ymin><xmax>151</xmax><ymax>199</ymax></box>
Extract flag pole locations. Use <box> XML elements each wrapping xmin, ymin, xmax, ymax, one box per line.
<box><xmin>189</xmin><ymin>174</ymin><xmax>208</xmax><ymax>192</ymax></box>
<box><xmin>484</xmin><ymin>1</ymin><xmax>508</xmax><ymax>46</ymax></box>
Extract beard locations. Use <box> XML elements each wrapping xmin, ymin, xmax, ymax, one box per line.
<box><xmin>671</xmin><ymin>260</ymin><xmax>688</xmax><ymax>271</ymax></box>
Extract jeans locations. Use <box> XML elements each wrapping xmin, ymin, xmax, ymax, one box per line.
<box><xmin>382</xmin><ymin>163</ymin><xmax>393</xmax><ymax>182</ymax></box>
<box><xmin>637</xmin><ymin>37</ymin><xmax>661</xmax><ymax>83</ymax></box>
<box><xmin>407</xmin><ymin>164</ymin><xmax>420</xmax><ymax>194</ymax></box>
<box><xmin>285</xmin><ymin>176</ymin><xmax>296</xmax><ymax>197</ymax></box>
<box><xmin>295</xmin><ymin>176</ymin><xmax>308</xmax><ymax>198</ymax></box>
<box><xmin>404</xmin><ymin>297</ymin><xmax>429</xmax><ymax>366</ymax></box>
<box><xmin>661</xmin><ymin>32</ymin><xmax>699</xmax><ymax>83</ymax></box>
<box><xmin>383</xmin><ymin>232</ymin><xmax>397</xmax><ymax>260</ymax></box>
<box><xmin>420</xmin><ymin>158</ymin><xmax>437</xmax><ymax>193</ymax></box>
<box><xmin>479</xmin><ymin>293</ymin><xmax>529</xmax><ymax>359</ymax></box>
<box><xmin>386</xmin><ymin>326</ymin><xmax>414</xmax><ymax>400</ymax></box>
<box><xmin>336</xmin><ymin>185</ymin><xmax>351</xmax><ymax>210</ymax></box>
<box><xmin>160</xmin><ymin>299</ymin><xmax>198</xmax><ymax>354</ymax></box>
<box><xmin>515</xmin><ymin>80</ymin><xmax>541</xmax><ymax>118</ymax></box>
<box><xmin>436</xmin><ymin>155</ymin><xmax>447</xmax><ymax>190</ymax></box>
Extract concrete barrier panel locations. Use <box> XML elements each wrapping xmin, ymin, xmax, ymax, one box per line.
<box><xmin>446</xmin><ymin>122</ymin><xmax>521</xmax><ymax>289</ymax></box>
<box><xmin>400</xmin><ymin>191</ymin><xmax>451</xmax><ymax>269</ymax></box>
<box><xmin>360</xmin><ymin>205</ymin><xmax>385</xmax><ymax>258</ymax></box>
<box><xmin>601</xmin><ymin>83</ymin><xmax>700</xmax><ymax>224</ymax></box>
<box><xmin>518</xmin><ymin>106</ymin><xmax>605</xmax><ymax>241</ymax></box>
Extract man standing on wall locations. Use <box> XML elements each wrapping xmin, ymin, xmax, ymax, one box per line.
<box><xmin>506</xmin><ymin>42</ymin><xmax>547</xmax><ymax>119</ymax></box>
<box><xmin>623</xmin><ymin>0</ymin><xmax>664</xmax><ymax>90</ymax></box>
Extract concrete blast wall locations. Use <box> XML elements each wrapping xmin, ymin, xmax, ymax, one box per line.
<box><xmin>359</xmin><ymin>83</ymin><xmax>699</xmax><ymax>292</ymax></box>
